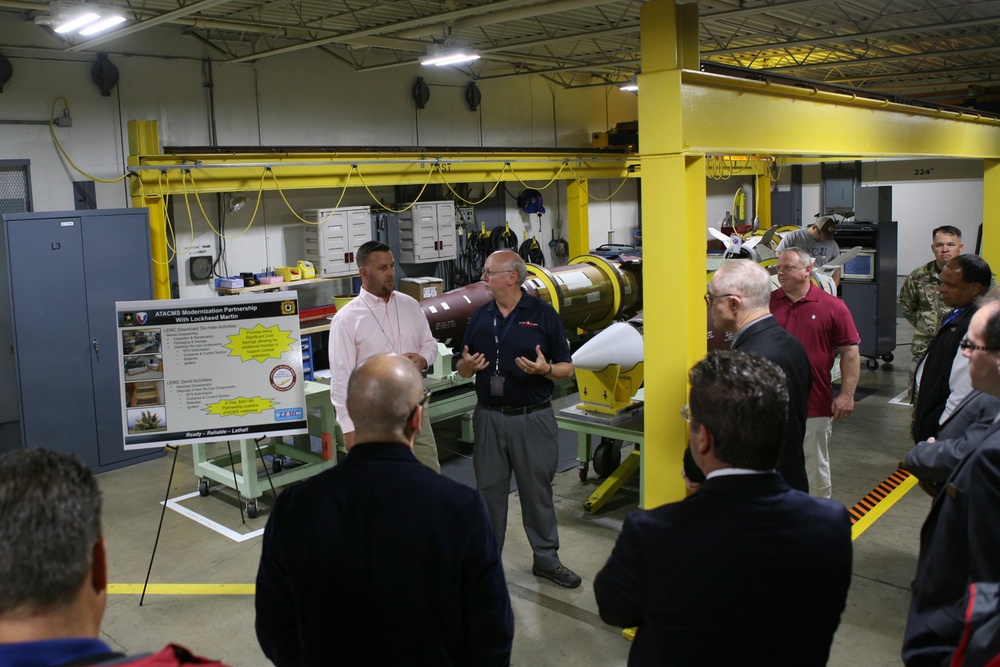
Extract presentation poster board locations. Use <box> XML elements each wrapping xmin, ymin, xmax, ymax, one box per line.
<box><xmin>117</xmin><ymin>292</ymin><xmax>308</xmax><ymax>449</ymax></box>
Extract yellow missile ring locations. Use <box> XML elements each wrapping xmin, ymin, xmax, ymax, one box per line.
<box><xmin>526</xmin><ymin>263</ymin><xmax>563</xmax><ymax>313</ymax></box>
<box><xmin>569</xmin><ymin>254</ymin><xmax>623</xmax><ymax>331</ymax></box>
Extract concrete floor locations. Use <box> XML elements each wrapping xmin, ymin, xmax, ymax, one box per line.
<box><xmin>96</xmin><ymin>318</ymin><xmax>927</xmax><ymax>666</ymax></box>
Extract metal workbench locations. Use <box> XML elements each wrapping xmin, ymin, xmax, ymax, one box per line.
<box><xmin>191</xmin><ymin>380</ymin><xmax>338</xmax><ymax>517</ymax></box>
<box><xmin>191</xmin><ymin>367</ymin><xmax>479</xmax><ymax>517</ymax></box>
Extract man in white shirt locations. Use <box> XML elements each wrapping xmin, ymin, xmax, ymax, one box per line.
<box><xmin>328</xmin><ymin>241</ymin><xmax>441</xmax><ymax>471</ymax></box>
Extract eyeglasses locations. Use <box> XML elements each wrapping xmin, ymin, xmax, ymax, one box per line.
<box><xmin>680</xmin><ymin>404</ymin><xmax>691</xmax><ymax>422</ymax></box>
<box><xmin>959</xmin><ymin>337</ymin><xmax>997</xmax><ymax>352</ymax></box>
<box><xmin>482</xmin><ymin>268</ymin><xmax>514</xmax><ymax>278</ymax></box>
<box><xmin>409</xmin><ymin>388</ymin><xmax>432</xmax><ymax>419</ymax></box>
<box><xmin>704</xmin><ymin>292</ymin><xmax>735</xmax><ymax>305</ymax></box>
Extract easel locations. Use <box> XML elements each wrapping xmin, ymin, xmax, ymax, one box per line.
<box><xmin>140</xmin><ymin>436</ymin><xmax>279</xmax><ymax>606</ymax></box>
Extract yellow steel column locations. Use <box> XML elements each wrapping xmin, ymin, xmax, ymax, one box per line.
<box><xmin>566</xmin><ymin>180</ymin><xmax>590</xmax><ymax>259</ymax></box>
<box><xmin>639</xmin><ymin>0</ymin><xmax>705</xmax><ymax>509</ymax></box>
<box><xmin>143</xmin><ymin>200</ymin><xmax>170</xmax><ymax>299</ymax></box>
<box><xmin>676</xmin><ymin>1</ymin><xmax>700</xmax><ymax>69</ymax></box>
<box><xmin>985</xmin><ymin>160</ymin><xmax>1000</xmax><ymax>270</ymax></box>
<box><xmin>127</xmin><ymin>120</ymin><xmax>171</xmax><ymax>299</ymax></box>
<box><xmin>755</xmin><ymin>170</ymin><xmax>772</xmax><ymax>230</ymax></box>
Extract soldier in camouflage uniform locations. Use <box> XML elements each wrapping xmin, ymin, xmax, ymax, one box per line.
<box><xmin>899</xmin><ymin>226</ymin><xmax>963</xmax><ymax>400</ymax></box>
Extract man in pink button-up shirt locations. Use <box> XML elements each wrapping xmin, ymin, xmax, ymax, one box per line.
<box><xmin>328</xmin><ymin>241</ymin><xmax>441</xmax><ymax>471</ymax></box>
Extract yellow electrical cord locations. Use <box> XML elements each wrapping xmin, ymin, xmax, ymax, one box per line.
<box><xmin>185</xmin><ymin>170</ymin><xmax>258</xmax><ymax>240</ymax></box>
<box><xmin>355</xmin><ymin>163</ymin><xmax>434</xmax><ymax>213</ymax></box>
<box><xmin>565</xmin><ymin>163</ymin><xmax>632</xmax><ymax>202</ymax></box>
<box><xmin>151</xmin><ymin>171</ymin><xmax>176</xmax><ymax>265</ymax></box>
<box><xmin>509</xmin><ymin>160</ymin><xmax>568</xmax><ymax>190</ymax></box>
<box><xmin>48</xmin><ymin>98</ymin><xmax>128</xmax><ymax>184</ymax></box>
<box><xmin>268</xmin><ymin>166</ymin><xmax>353</xmax><ymax>224</ymax></box>
<box><xmin>436</xmin><ymin>162</ymin><xmax>509</xmax><ymax>205</ymax></box>
<box><xmin>176</xmin><ymin>171</ymin><xmax>199</xmax><ymax>253</ymax></box>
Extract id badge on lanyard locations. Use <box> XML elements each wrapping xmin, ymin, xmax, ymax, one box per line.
<box><xmin>491</xmin><ymin>314</ymin><xmax>517</xmax><ymax>396</ymax></box>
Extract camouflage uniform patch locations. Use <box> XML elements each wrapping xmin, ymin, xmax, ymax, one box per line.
<box><xmin>899</xmin><ymin>260</ymin><xmax>948</xmax><ymax>398</ymax></box>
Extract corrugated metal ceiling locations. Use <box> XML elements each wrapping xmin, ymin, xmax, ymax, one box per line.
<box><xmin>4</xmin><ymin>0</ymin><xmax>1000</xmax><ymax>107</ymax></box>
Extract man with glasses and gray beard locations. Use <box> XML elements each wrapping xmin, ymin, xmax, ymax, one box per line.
<box><xmin>457</xmin><ymin>249</ymin><xmax>580</xmax><ymax>589</ymax></box>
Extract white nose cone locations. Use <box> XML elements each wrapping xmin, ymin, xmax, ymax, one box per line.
<box><xmin>572</xmin><ymin>322</ymin><xmax>644</xmax><ymax>371</ymax></box>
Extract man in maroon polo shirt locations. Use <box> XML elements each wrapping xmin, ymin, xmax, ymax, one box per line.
<box><xmin>770</xmin><ymin>246</ymin><xmax>861</xmax><ymax>498</ymax></box>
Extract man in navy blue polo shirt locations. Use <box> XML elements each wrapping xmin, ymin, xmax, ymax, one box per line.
<box><xmin>457</xmin><ymin>250</ymin><xmax>581</xmax><ymax>588</ymax></box>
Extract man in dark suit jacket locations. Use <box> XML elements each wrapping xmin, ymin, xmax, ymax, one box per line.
<box><xmin>912</xmin><ymin>254</ymin><xmax>992</xmax><ymax>443</ymax></box>
<box><xmin>255</xmin><ymin>353</ymin><xmax>514</xmax><ymax>666</ymax></box>
<box><xmin>596</xmin><ymin>350</ymin><xmax>853</xmax><ymax>666</ymax></box>
<box><xmin>904</xmin><ymin>291</ymin><xmax>1000</xmax><ymax>666</ymax></box>
<box><xmin>904</xmin><ymin>390</ymin><xmax>1000</xmax><ymax>493</ymax></box>
<box><xmin>694</xmin><ymin>259</ymin><xmax>811</xmax><ymax>492</ymax></box>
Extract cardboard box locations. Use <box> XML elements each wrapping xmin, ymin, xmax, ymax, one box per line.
<box><xmin>399</xmin><ymin>277</ymin><xmax>444</xmax><ymax>302</ymax></box>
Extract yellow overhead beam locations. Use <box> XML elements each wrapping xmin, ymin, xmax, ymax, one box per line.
<box><xmin>127</xmin><ymin>159</ymin><xmax>633</xmax><ymax>195</ymax></box>
<box><xmin>127</xmin><ymin>148</ymin><xmax>636</xmax><ymax>198</ymax></box>
<box><xmin>680</xmin><ymin>70</ymin><xmax>1000</xmax><ymax>159</ymax></box>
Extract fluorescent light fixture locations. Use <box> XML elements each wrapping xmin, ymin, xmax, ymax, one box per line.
<box><xmin>421</xmin><ymin>44</ymin><xmax>481</xmax><ymax>67</ymax></box>
<box><xmin>79</xmin><ymin>11</ymin><xmax>125</xmax><ymax>35</ymax></box>
<box><xmin>619</xmin><ymin>75</ymin><xmax>638</xmax><ymax>92</ymax></box>
<box><xmin>42</xmin><ymin>3</ymin><xmax>127</xmax><ymax>36</ymax></box>
<box><xmin>54</xmin><ymin>10</ymin><xmax>100</xmax><ymax>33</ymax></box>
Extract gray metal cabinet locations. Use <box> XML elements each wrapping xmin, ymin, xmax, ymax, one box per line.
<box><xmin>0</xmin><ymin>208</ymin><xmax>160</xmax><ymax>471</ymax></box>
<box><xmin>835</xmin><ymin>220</ymin><xmax>898</xmax><ymax>370</ymax></box>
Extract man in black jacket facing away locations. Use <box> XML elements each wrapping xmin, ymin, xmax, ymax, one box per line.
<box><xmin>256</xmin><ymin>353</ymin><xmax>514</xmax><ymax>666</ymax></box>
<box><xmin>596</xmin><ymin>350</ymin><xmax>852</xmax><ymax>666</ymax></box>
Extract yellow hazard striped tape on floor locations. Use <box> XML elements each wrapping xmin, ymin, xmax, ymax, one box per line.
<box><xmin>108</xmin><ymin>583</ymin><xmax>255</xmax><ymax>595</ymax></box>
<box><xmin>849</xmin><ymin>468</ymin><xmax>917</xmax><ymax>541</ymax></box>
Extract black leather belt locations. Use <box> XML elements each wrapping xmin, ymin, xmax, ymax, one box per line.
<box><xmin>482</xmin><ymin>401</ymin><xmax>551</xmax><ymax>416</ymax></box>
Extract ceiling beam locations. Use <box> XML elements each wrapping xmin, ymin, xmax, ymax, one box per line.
<box><xmin>756</xmin><ymin>44</ymin><xmax>1000</xmax><ymax>74</ymax></box>
<box><xmin>226</xmin><ymin>0</ymin><xmax>551</xmax><ymax>64</ymax></box>
<box><xmin>703</xmin><ymin>15</ymin><xmax>1000</xmax><ymax>58</ymax></box>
